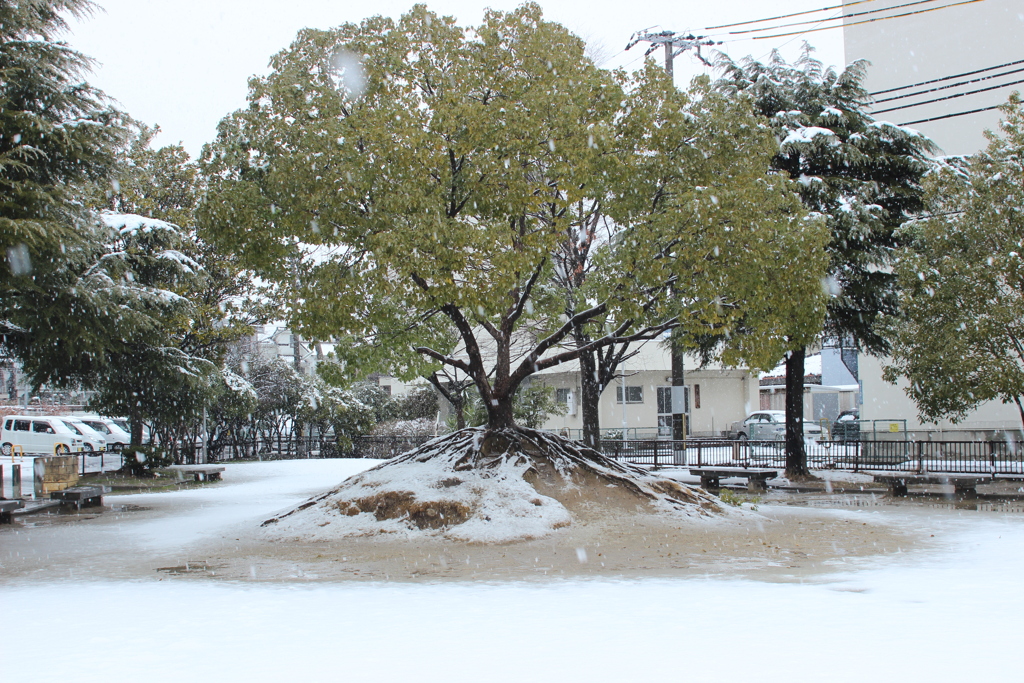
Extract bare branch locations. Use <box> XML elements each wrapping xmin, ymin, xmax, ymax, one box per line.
<box><xmin>414</xmin><ymin>346</ymin><xmax>473</xmax><ymax>375</ymax></box>
<box><xmin>504</xmin><ymin>257</ymin><xmax>547</xmax><ymax>333</ymax></box>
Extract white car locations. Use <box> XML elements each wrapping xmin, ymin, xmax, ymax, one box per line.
<box><xmin>734</xmin><ymin>410</ymin><xmax>825</xmax><ymax>442</ymax></box>
<box><xmin>61</xmin><ymin>418</ymin><xmax>107</xmax><ymax>452</ymax></box>
<box><xmin>78</xmin><ymin>416</ymin><xmax>131</xmax><ymax>451</ymax></box>
<box><xmin>1</xmin><ymin>415</ymin><xmax>85</xmax><ymax>455</ymax></box>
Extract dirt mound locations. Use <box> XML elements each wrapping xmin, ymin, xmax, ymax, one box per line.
<box><xmin>261</xmin><ymin>428</ymin><xmax>724</xmax><ymax>543</ymax></box>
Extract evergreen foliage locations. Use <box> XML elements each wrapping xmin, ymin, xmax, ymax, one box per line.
<box><xmin>717</xmin><ymin>48</ymin><xmax>936</xmax><ymax>352</ymax></box>
<box><xmin>0</xmin><ymin>0</ymin><xmax>129</xmax><ymax>376</ymax></box>
<box><xmin>715</xmin><ymin>47</ymin><xmax>935</xmax><ymax>475</ymax></box>
<box><xmin>884</xmin><ymin>94</ymin><xmax>1024</xmax><ymax>429</ymax></box>
<box><xmin>82</xmin><ymin>128</ymin><xmax>270</xmax><ymax>449</ymax></box>
<box><xmin>209</xmin><ymin>352</ymin><xmax>381</xmax><ymax>456</ymax></box>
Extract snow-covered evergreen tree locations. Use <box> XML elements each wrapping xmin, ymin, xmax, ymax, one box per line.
<box><xmin>0</xmin><ymin>0</ymin><xmax>128</xmax><ymax>378</ymax></box>
<box><xmin>82</xmin><ymin>127</ymin><xmax>271</xmax><ymax>452</ymax></box>
<box><xmin>715</xmin><ymin>47</ymin><xmax>936</xmax><ymax>477</ymax></box>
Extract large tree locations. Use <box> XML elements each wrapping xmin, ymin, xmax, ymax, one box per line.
<box><xmin>201</xmin><ymin>4</ymin><xmax>826</xmax><ymax>434</ymax></box>
<box><xmin>884</xmin><ymin>94</ymin><xmax>1024</xmax><ymax>429</ymax></box>
<box><xmin>715</xmin><ymin>48</ymin><xmax>935</xmax><ymax>477</ymax></box>
<box><xmin>83</xmin><ymin>127</ymin><xmax>268</xmax><ymax>452</ymax></box>
<box><xmin>0</xmin><ymin>0</ymin><xmax>128</xmax><ymax>375</ymax></box>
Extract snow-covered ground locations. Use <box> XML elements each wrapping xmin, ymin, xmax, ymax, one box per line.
<box><xmin>3</xmin><ymin>459</ymin><xmax>1023</xmax><ymax>682</ymax></box>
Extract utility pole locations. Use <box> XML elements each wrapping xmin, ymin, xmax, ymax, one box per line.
<box><xmin>626</xmin><ymin>29</ymin><xmax>717</xmax><ymax>450</ymax></box>
<box><xmin>625</xmin><ymin>29</ymin><xmax>719</xmax><ymax>82</ymax></box>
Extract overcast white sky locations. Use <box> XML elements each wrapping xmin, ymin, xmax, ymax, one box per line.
<box><xmin>66</xmin><ymin>1</ymin><xmax>846</xmax><ymax>158</ymax></box>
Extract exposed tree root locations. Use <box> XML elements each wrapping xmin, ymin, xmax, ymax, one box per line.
<box><xmin>262</xmin><ymin>427</ymin><xmax>723</xmax><ymax>543</ymax></box>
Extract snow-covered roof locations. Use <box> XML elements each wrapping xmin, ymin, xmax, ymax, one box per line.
<box><xmin>760</xmin><ymin>353</ymin><xmax>821</xmax><ymax>380</ymax></box>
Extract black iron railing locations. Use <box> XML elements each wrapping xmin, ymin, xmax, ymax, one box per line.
<box><xmin>201</xmin><ymin>435</ymin><xmax>437</xmax><ymax>462</ymax></box>
<box><xmin>597</xmin><ymin>439</ymin><xmax>1024</xmax><ymax>474</ymax></box>
<box><xmin>59</xmin><ymin>436</ymin><xmax>1024</xmax><ymax>476</ymax></box>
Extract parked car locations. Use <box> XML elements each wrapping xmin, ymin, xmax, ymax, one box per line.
<box><xmin>61</xmin><ymin>418</ymin><xmax>107</xmax><ymax>452</ymax></box>
<box><xmin>1</xmin><ymin>415</ymin><xmax>85</xmax><ymax>455</ymax></box>
<box><xmin>78</xmin><ymin>416</ymin><xmax>131</xmax><ymax>451</ymax></box>
<box><xmin>831</xmin><ymin>410</ymin><xmax>861</xmax><ymax>442</ymax></box>
<box><xmin>733</xmin><ymin>410</ymin><xmax>826</xmax><ymax>442</ymax></box>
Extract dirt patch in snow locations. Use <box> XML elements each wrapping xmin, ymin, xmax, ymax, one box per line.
<box><xmin>197</xmin><ymin>503</ymin><xmax>923</xmax><ymax>583</ymax></box>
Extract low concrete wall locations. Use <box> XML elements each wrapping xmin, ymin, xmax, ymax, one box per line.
<box><xmin>32</xmin><ymin>456</ymin><xmax>79</xmax><ymax>496</ymax></box>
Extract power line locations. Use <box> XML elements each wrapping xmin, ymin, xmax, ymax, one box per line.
<box><xmin>871</xmin><ymin>58</ymin><xmax>1024</xmax><ymax>96</ymax></box>
<box><xmin>752</xmin><ymin>0</ymin><xmax>985</xmax><ymax>40</ymax></box>
<box><xmin>899</xmin><ymin>104</ymin><xmax>1001</xmax><ymax>126</ymax></box>
<box><xmin>705</xmin><ymin>0</ymin><xmax>877</xmax><ymax>31</ymax></box>
<box><xmin>874</xmin><ymin>66</ymin><xmax>1024</xmax><ymax>104</ymax></box>
<box><xmin>873</xmin><ymin>76</ymin><xmax>1024</xmax><ymax>114</ymax></box>
<box><xmin>725</xmin><ymin>0</ymin><xmax>944</xmax><ymax>37</ymax></box>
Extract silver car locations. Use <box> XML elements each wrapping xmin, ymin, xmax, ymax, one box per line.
<box><xmin>736</xmin><ymin>410</ymin><xmax>825</xmax><ymax>441</ymax></box>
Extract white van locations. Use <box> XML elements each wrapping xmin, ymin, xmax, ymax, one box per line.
<box><xmin>1</xmin><ymin>415</ymin><xmax>85</xmax><ymax>455</ymax></box>
<box><xmin>62</xmin><ymin>418</ymin><xmax>107</xmax><ymax>452</ymax></box>
<box><xmin>78</xmin><ymin>416</ymin><xmax>130</xmax><ymax>451</ymax></box>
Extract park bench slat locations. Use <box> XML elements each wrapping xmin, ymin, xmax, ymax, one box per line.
<box><xmin>689</xmin><ymin>467</ymin><xmax>779</xmax><ymax>492</ymax></box>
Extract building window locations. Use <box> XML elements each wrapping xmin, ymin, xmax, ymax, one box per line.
<box><xmin>616</xmin><ymin>385</ymin><xmax>643</xmax><ymax>404</ymax></box>
<box><xmin>694</xmin><ymin>383</ymin><xmax>700</xmax><ymax>409</ymax></box>
<box><xmin>381</xmin><ymin>384</ymin><xmax>392</xmax><ymax>396</ymax></box>
<box><xmin>657</xmin><ymin>386</ymin><xmax>671</xmax><ymax>415</ymax></box>
<box><xmin>656</xmin><ymin>386</ymin><xmax>690</xmax><ymax>437</ymax></box>
<box><xmin>556</xmin><ymin>388</ymin><xmax>576</xmax><ymax>415</ymax></box>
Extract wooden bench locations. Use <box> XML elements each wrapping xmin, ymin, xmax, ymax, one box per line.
<box><xmin>50</xmin><ymin>485</ymin><xmax>106</xmax><ymax>510</ymax></box>
<box><xmin>871</xmin><ymin>473</ymin><xmax>987</xmax><ymax>497</ymax></box>
<box><xmin>0</xmin><ymin>499</ymin><xmax>25</xmax><ymax>523</ymax></box>
<box><xmin>172</xmin><ymin>465</ymin><xmax>225</xmax><ymax>482</ymax></box>
<box><xmin>690</xmin><ymin>467</ymin><xmax>779</xmax><ymax>492</ymax></box>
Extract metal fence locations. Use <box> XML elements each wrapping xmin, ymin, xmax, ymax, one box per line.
<box><xmin>598</xmin><ymin>439</ymin><xmax>1024</xmax><ymax>475</ymax></box>
<box><xmin>58</xmin><ymin>436</ymin><xmax>1024</xmax><ymax>477</ymax></box>
<box><xmin>77</xmin><ymin>450</ymin><xmax>124</xmax><ymax>475</ymax></box>
<box><xmin>202</xmin><ymin>435</ymin><xmax>437</xmax><ymax>462</ymax></box>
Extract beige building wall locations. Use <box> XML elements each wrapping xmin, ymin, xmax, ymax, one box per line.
<box><xmin>534</xmin><ymin>340</ymin><xmax>758</xmax><ymax>438</ymax></box>
<box><xmin>860</xmin><ymin>355</ymin><xmax>1022</xmax><ymax>437</ymax></box>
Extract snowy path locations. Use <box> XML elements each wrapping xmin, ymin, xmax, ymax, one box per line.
<box><xmin>2</xmin><ymin>460</ymin><xmax>1023</xmax><ymax>682</ymax></box>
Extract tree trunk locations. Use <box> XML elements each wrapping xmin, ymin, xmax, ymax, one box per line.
<box><xmin>577</xmin><ymin>342</ymin><xmax>602</xmax><ymax>450</ymax></box>
<box><xmin>129</xmin><ymin>409</ymin><xmax>144</xmax><ymax>449</ymax></box>
<box><xmin>485</xmin><ymin>395</ymin><xmax>516</xmax><ymax>430</ymax></box>
<box><xmin>785</xmin><ymin>346</ymin><xmax>809</xmax><ymax>478</ymax></box>
<box><xmin>425</xmin><ymin>373</ymin><xmax>469</xmax><ymax>430</ymax></box>
<box><xmin>453</xmin><ymin>395</ymin><xmax>467</xmax><ymax>430</ymax></box>
<box><xmin>671</xmin><ymin>343</ymin><xmax>685</xmax><ymax>441</ymax></box>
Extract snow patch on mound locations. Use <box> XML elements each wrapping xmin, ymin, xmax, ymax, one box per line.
<box><xmin>261</xmin><ymin>428</ymin><xmax>724</xmax><ymax>544</ymax></box>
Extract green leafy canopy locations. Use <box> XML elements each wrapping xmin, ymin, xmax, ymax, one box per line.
<box><xmin>202</xmin><ymin>4</ymin><xmax>828</xmax><ymax>426</ymax></box>
<box><xmin>884</xmin><ymin>93</ymin><xmax>1024</xmax><ymax>428</ymax></box>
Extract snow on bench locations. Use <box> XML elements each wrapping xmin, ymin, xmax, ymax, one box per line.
<box><xmin>689</xmin><ymin>467</ymin><xmax>779</xmax><ymax>492</ymax></box>
<box><xmin>50</xmin><ymin>486</ymin><xmax>106</xmax><ymax>510</ymax></box>
<box><xmin>0</xmin><ymin>499</ymin><xmax>25</xmax><ymax>523</ymax></box>
<box><xmin>870</xmin><ymin>473</ymin><xmax>991</xmax><ymax>497</ymax></box>
<box><xmin>171</xmin><ymin>465</ymin><xmax>225</xmax><ymax>482</ymax></box>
